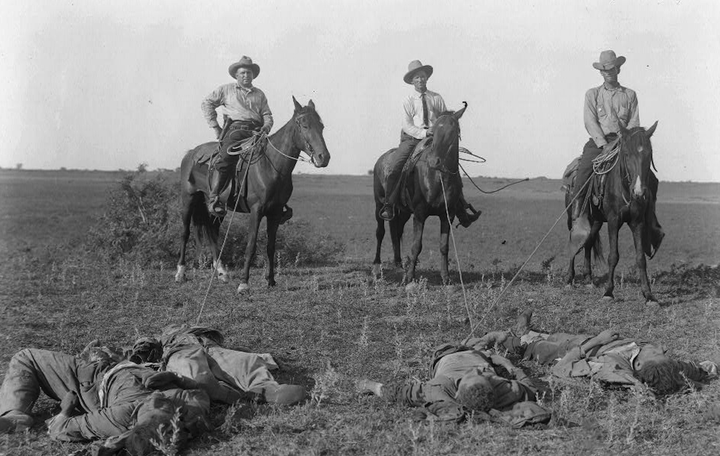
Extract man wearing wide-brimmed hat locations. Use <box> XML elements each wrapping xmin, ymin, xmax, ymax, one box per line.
<box><xmin>378</xmin><ymin>60</ymin><xmax>480</xmax><ymax>227</ymax></box>
<box><xmin>571</xmin><ymin>50</ymin><xmax>639</xmax><ymax>240</ymax></box>
<box><xmin>201</xmin><ymin>56</ymin><xmax>273</xmax><ymax>216</ymax></box>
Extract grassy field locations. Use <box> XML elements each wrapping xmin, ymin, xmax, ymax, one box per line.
<box><xmin>1</xmin><ymin>169</ymin><xmax>719</xmax><ymax>455</ymax></box>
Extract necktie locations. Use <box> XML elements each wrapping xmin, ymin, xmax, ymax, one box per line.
<box><xmin>421</xmin><ymin>92</ymin><xmax>429</xmax><ymax>128</ymax></box>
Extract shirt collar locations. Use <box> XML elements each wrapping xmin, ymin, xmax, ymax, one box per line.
<box><xmin>601</xmin><ymin>83</ymin><xmax>625</xmax><ymax>92</ymax></box>
<box><xmin>236</xmin><ymin>85</ymin><xmax>254</xmax><ymax>94</ymax></box>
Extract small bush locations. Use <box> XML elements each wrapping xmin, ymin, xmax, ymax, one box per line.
<box><xmin>87</xmin><ymin>171</ymin><xmax>344</xmax><ymax>269</ymax></box>
<box><xmin>88</xmin><ymin>171</ymin><xmax>181</xmax><ymax>267</ymax></box>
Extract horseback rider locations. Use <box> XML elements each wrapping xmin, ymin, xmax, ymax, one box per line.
<box><xmin>571</xmin><ymin>50</ymin><xmax>663</xmax><ymax>252</ymax></box>
<box><xmin>201</xmin><ymin>56</ymin><xmax>273</xmax><ymax>216</ymax></box>
<box><xmin>378</xmin><ymin>60</ymin><xmax>481</xmax><ymax>227</ymax></box>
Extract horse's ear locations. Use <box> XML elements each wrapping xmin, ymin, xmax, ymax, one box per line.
<box><xmin>454</xmin><ymin>101</ymin><xmax>468</xmax><ymax>120</ymax></box>
<box><xmin>645</xmin><ymin>121</ymin><xmax>658</xmax><ymax>138</ymax></box>
<box><xmin>292</xmin><ymin>96</ymin><xmax>302</xmax><ymax>112</ymax></box>
<box><xmin>308</xmin><ymin>99</ymin><xmax>315</xmax><ymax>110</ymax></box>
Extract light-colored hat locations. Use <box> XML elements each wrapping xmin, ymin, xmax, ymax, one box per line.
<box><xmin>592</xmin><ymin>50</ymin><xmax>626</xmax><ymax>71</ymax></box>
<box><xmin>229</xmin><ymin>56</ymin><xmax>260</xmax><ymax>78</ymax></box>
<box><xmin>403</xmin><ymin>60</ymin><xmax>433</xmax><ymax>84</ymax></box>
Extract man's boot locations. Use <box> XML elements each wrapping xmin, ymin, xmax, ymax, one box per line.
<box><xmin>207</xmin><ymin>169</ymin><xmax>229</xmax><ymax>216</ymax></box>
<box><xmin>455</xmin><ymin>202</ymin><xmax>481</xmax><ymax>228</ymax></box>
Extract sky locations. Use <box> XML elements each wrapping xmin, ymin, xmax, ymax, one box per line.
<box><xmin>1</xmin><ymin>0</ymin><xmax>719</xmax><ymax>182</ymax></box>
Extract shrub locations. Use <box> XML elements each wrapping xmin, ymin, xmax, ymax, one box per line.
<box><xmin>87</xmin><ymin>171</ymin><xmax>345</xmax><ymax>269</ymax></box>
<box><xmin>88</xmin><ymin>171</ymin><xmax>181</xmax><ymax>267</ymax></box>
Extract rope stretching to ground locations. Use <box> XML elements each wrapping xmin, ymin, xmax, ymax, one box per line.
<box><xmin>466</xmin><ymin>175</ymin><xmax>592</xmax><ymax>337</ymax></box>
<box><xmin>439</xmin><ymin>177</ymin><xmax>474</xmax><ymax>332</ymax></box>
<box><xmin>196</xmin><ymin>147</ymin><xmax>256</xmax><ymax>325</ymax></box>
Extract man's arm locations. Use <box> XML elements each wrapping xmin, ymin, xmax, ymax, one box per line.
<box><xmin>201</xmin><ymin>85</ymin><xmax>225</xmax><ymax>130</ymax></box>
<box><xmin>626</xmin><ymin>91</ymin><xmax>640</xmax><ymax>129</ymax></box>
<box><xmin>584</xmin><ymin>88</ymin><xmax>607</xmax><ymax>147</ymax></box>
<box><xmin>47</xmin><ymin>392</ymin><xmax>136</xmax><ymax>441</ymax></box>
<box><xmin>258</xmin><ymin>92</ymin><xmax>273</xmax><ymax>133</ymax></box>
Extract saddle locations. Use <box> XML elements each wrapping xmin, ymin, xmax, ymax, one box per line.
<box><xmin>397</xmin><ymin>136</ymin><xmax>434</xmax><ymax>206</ymax></box>
<box><xmin>564</xmin><ymin>136</ymin><xmax>621</xmax><ymax>208</ymax></box>
<box><xmin>206</xmin><ymin>134</ymin><xmax>268</xmax><ymax>213</ymax></box>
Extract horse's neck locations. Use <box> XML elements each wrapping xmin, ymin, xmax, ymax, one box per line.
<box><xmin>266</xmin><ymin>122</ymin><xmax>301</xmax><ymax>175</ymax></box>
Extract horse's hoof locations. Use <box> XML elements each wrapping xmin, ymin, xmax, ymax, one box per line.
<box><xmin>564</xmin><ymin>283</ymin><xmax>572</xmax><ymax>289</ymax></box>
<box><xmin>218</xmin><ymin>273</ymin><xmax>230</xmax><ymax>284</ymax></box>
<box><xmin>175</xmin><ymin>266</ymin><xmax>186</xmax><ymax>283</ymax></box>
<box><xmin>602</xmin><ymin>295</ymin><xmax>614</xmax><ymax>301</ymax></box>
<box><xmin>371</xmin><ymin>264</ymin><xmax>382</xmax><ymax>278</ymax></box>
<box><xmin>237</xmin><ymin>283</ymin><xmax>249</xmax><ymax>293</ymax></box>
<box><xmin>584</xmin><ymin>283</ymin><xmax>595</xmax><ymax>289</ymax></box>
<box><xmin>405</xmin><ymin>282</ymin><xmax>419</xmax><ymax>293</ymax></box>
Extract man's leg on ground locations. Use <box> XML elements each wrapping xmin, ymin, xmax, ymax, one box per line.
<box><xmin>165</xmin><ymin>346</ymin><xmax>244</xmax><ymax>404</ymax></box>
<box><xmin>0</xmin><ymin>349</ymin><xmax>86</xmax><ymax>433</ymax></box>
<box><xmin>207</xmin><ymin>346</ymin><xmax>305</xmax><ymax>405</ymax></box>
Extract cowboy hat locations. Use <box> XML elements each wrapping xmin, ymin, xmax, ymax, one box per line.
<box><xmin>403</xmin><ymin>60</ymin><xmax>433</xmax><ymax>84</ymax></box>
<box><xmin>592</xmin><ymin>50</ymin><xmax>626</xmax><ymax>71</ymax></box>
<box><xmin>228</xmin><ymin>56</ymin><xmax>260</xmax><ymax>78</ymax></box>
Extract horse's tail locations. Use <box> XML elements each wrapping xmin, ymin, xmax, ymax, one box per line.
<box><xmin>191</xmin><ymin>200</ymin><xmax>220</xmax><ymax>251</ymax></box>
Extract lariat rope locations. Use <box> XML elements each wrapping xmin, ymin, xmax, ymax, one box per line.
<box><xmin>439</xmin><ymin>177</ymin><xmax>473</xmax><ymax>331</ymax></box>
<box><xmin>195</xmin><ymin>146</ymin><xmax>256</xmax><ymax>325</ymax></box>
<box><xmin>466</xmin><ymin>175</ymin><xmax>591</xmax><ymax>337</ymax></box>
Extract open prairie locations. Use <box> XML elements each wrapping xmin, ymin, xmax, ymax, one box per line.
<box><xmin>1</xmin><ymin>169</ymin><xmax>719</xmax><ymax>456</ymax></box>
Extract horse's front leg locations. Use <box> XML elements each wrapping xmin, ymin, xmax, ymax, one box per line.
<box><xmin>265</xmin><ymin>213</ymin><xmax>281</xmax><ymax>288</ymax></box>
<box><xmin>439</xmin><ymin>215</ymin><xmax>450</xmax><ymax>285</ymax></box>
<box><xmin>604</xmin><ymin>219</ymin><xmax>621</xmax><ymax>300</ymax></box>
<box><xmin>631</xmin><ymin>221</ymin><xmax>656</xmax><ymax>303</ymax></box>
<box><xmin>403</xmin><ymin>214</ymin><xmax>426</xmax><ymax>286</ymax></box>
<box><xmin>238</xmin><ymin>208</ymin><xmax>263</xmax><ymax>293</ymax></box>
<box><xmin>389</xmin><ymin>217</ymin><xmax>403</xmax><ymax>268</ymax></box>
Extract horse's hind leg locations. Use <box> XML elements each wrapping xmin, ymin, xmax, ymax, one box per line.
<box><xmin>631</xmin><ymin>222</ymin><xmax>657</xmax><ymax>303</ymax></box>
<box><xmin>403</xmin><ymin>214</ymin><xmax>426</xmax><ymax>286</ymax></box>
<box><xmin>176</xmin><ymin>194</ymin><xmax>193</xmax><ymax>283</ymax></box>
<box><xmin>372</xmin><ymin>207</ymin><xmax>386</xmax><ymax>278</ymax></box>
<box><xmin>237</xmin><ymin>209</ymin><xmax>262</xmax><ymax>293</ymax></box>
<box><xmin>582</xmin><ymin>222</ymin><xmax>602</xmax><ymax>287</ymax></box>
<box><xmin>439</xmin><ymin>215</ymin><xmax>450</xmax><ymax>285</ymax></box>
<box><xmin>265</xmin><ymin>213</ymin><xmax>281</xmax><ymax>288</ymax></box>
<box><xmin>603</xmin><ymin>220</ymin><xmax>620</xmax><ymax>300</ymax></box>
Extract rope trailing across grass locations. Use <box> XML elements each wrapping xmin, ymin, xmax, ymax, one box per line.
<box><xmin>466</xmin><ymin>176</ymin><xmax>592</xmax><ymax>337</ymax></box>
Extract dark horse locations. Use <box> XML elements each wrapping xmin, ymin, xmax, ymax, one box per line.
<box><xmin>176</xmin><ymin>97</ymin><xmax>330</xmax><ymax>292</ymax></box>
<box><xmin>565</xmin><ymin>122</ymin><xmax>662</xmax><ymax>303</ymax></box>
<box><xmin>373</xmin><ymin>103</ymin><xmax>468</xmax><ymax>286</ymax></box>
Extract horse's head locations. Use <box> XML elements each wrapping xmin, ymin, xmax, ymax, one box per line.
<box><xmin>620</xmin><ymin>121</ymin><xmax>658</xmax><ymax>201</ymax></box>
<box><xmin>292</xmin><ymin>96</ymin><xmax>331</xmax><ymax>168</ymax></box>
<box><xmin>429</xmin><ymin>102</ymin><xmax>467</xmax><ymax>172</ymax></box>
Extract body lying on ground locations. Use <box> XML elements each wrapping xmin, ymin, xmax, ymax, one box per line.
<box><xmin>465</xmin><ymin>311</ymin><xmax>718</xmax><ymax>396</ymax></box>
<box><xmin>356</xmin><ymin>341</ymin><xmax>551</xmax><ymax>427</ymax></box>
